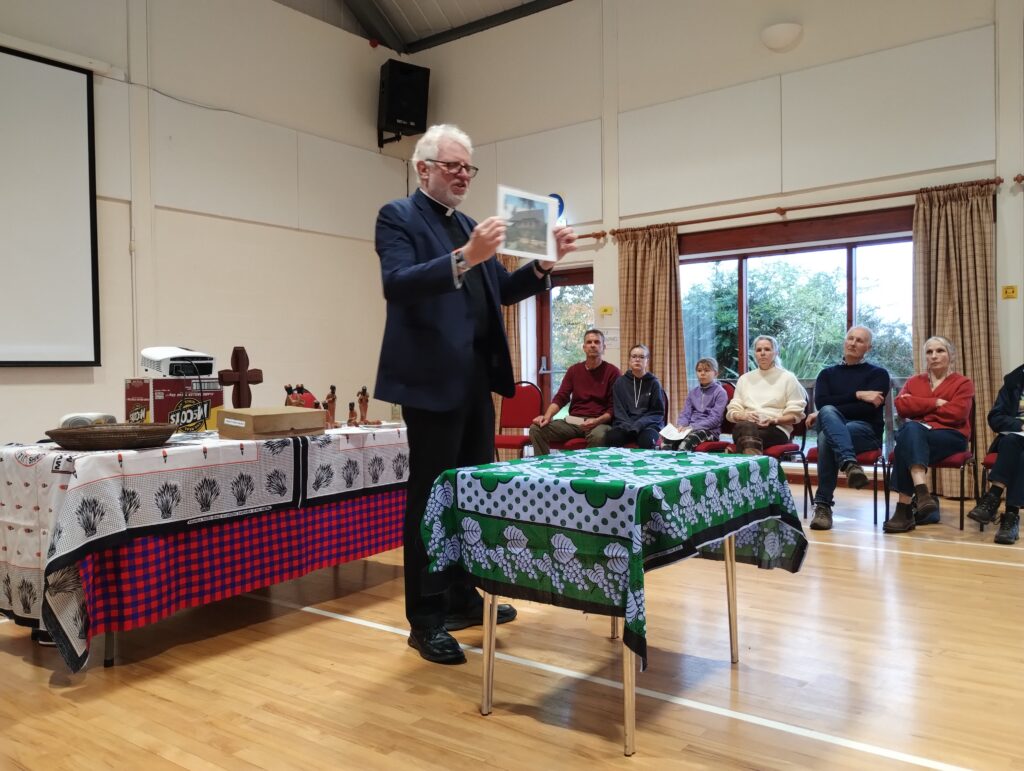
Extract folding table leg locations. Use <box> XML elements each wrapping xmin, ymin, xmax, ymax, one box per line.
<box><xmin>103</xmin><ymin>631</ymin><xmax>118</xmax><ymax>667</ymax></box>
<box><xmin>622</xmin><ymin>642</ymin><xmax>636</xmax><ymax>756</ymax></box>
<box><xmin>480</xmin><ymin>591</ymin><xmax>498</xmax><ymax>716</ymax></box>
<box><xmin>724</xmin><ymin>534</ymin><xmax>739</xmax><ymax>664</ymax></box>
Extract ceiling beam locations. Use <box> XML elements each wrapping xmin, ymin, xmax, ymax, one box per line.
<box><xmin>343</xmin><ymin>0</ymin><xmax>407</xmax><ymax>54</ymax></box>
<box><xmin>405</xmin><ymin>0</ymin><xmax>572</xmax><ymax>53</ymax></box>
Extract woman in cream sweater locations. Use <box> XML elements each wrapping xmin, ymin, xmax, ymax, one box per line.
<box><xmin>726</xmin><ymin>335</ymin><xmax>807</xmax><ymax>454</ymax></box>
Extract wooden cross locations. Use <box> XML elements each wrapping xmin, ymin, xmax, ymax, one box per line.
<box><xmin>218</xmin><ymin>346</ymin><xmax>264</xmax><ymax>408</ymax></box>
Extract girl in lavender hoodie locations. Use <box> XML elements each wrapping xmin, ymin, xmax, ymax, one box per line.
<box><xmin>670</xmin><ymin>357</ymin><xmax>729</xmax><ymax>451</ymax></box>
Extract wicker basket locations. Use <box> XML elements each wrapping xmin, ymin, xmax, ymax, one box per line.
<box><xmin>45</xmin><ymin>423</ymin><xmax>177</xmax><ymax>451</ymax></box>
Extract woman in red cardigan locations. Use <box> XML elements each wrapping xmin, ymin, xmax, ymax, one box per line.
<box><xmin>883</xmin><ymin>335</ymin><xmax>974</xmax><ymax>533</ymax></box>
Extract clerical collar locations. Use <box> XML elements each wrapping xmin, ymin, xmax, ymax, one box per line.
<box><xmin>420</xmin><ymin>189</ymin><xmax>457</xmax><ymax>217</ymax></box>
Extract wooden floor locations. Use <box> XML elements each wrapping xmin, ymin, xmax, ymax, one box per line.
<box><xmin>2</xmin><ymin>485</ymin><xmax>1022</xmax><ymax>770</ymax></box>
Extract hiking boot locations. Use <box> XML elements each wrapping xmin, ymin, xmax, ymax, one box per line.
<box><xmin>842</xmin><ymin>461</ymin><xmax>869</xmax><ymax>490</ymax></box>
<box><xmin>967</xmin><ymin>488</ymin><xmax>1003</xmax><ymax>525</ymax></box>
<box><xmin>809</xmin><ymin>504</ymin><xmax>833</xmax><ymax>531</ymax></box>
<box><xmin>883</xmin><ymin>502</ymin><xmax>916</xmax><ymax>533</ymax></box>
<box><xmin>994</xmin><ymin>510</ymin><xmax>1020</xmax><ymax>545</ymax></box>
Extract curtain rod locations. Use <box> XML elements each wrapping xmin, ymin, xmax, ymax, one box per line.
<box><xmin>575</xmin><ymin>176</ymin><xmax>1004</xmax><ymax>241</ymax></box>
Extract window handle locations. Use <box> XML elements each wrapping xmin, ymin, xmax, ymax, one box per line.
<box><xmin>538</xmin><ymin>355</ymin><xmax>551</xmax><ymax>375</ymax></box>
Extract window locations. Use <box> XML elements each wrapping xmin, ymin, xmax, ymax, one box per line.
<box><xmin>678</xmin><ymin>208</ymin><xmax>914</xmax><ymax>380</ymax></box>
<box><xmin>535</xmin><ymin>268</ymin><xmax>594</xmax><ymax>401</ymax></box>
<box><xmin>853</xmin><ymin>242</ymin><xmax>914</xmax><ymax>377</ymax></box>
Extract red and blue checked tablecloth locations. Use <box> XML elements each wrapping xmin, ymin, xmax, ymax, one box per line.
<box><xmin>79</xmin><ymin>489</ymin><xmax>405</xmax><ymax>635</ymax></box>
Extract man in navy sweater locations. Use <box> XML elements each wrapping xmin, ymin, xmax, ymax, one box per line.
<box><xmin>807</xmin><ymin>327</ymin><xmax>891</xmax><ymax>531</ymax></box>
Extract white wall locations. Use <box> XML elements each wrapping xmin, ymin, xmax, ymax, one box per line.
<box><xmin>0</xmin><ymin>0</ymin><xmax>403</xmax><ymax>441</ymax></box>
<box><xmin>1</xmin><ymin>0</ymin><xmax>1021</xmax><ymax>441</ymax></box>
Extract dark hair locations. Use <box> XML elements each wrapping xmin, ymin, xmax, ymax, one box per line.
<box><xmin>583</xmin><ymin>329</ymin><xmax>605</xmax><ymax>343</ymax></box>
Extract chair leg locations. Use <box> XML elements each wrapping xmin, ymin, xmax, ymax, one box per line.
<box><xmin>959</xmin><ymin>465</ymin><xmax>966</xmax><ymax>531</ymax></box>
<box><xmin>872</xmin><ymin>464</ymin><xmax>879</xmax><ymax>526</ymax></box>
<box><xmin>883</xmin><ymin>463</ymin><xmax>891</xmax><ymax>523</ymax></box>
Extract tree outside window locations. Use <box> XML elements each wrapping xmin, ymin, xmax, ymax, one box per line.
<box><xmin>549</xmin><ymin>283</ymin><xmax>594</xmax><ymax>395</ymax></box>
<box><xmin>680</xmin><ymin>240</ymin><xmax>913</xmax><ymax>381</ymax></box>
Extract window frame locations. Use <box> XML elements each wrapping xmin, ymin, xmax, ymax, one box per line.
<box><xmin>678</xmin><ymin>206</ymin><xmax>913</xmax><ymax>376</ymax></box>
<box><xmin>535</xmin><ymin>266</ymin><xmax>594</xmax><ymax>402</ymax></box>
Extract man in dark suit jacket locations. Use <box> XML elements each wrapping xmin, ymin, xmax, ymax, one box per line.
<box><xmin>375</xmin><ymin>124</ymin><xmax>577</xmax><ymax>664</ymax></box>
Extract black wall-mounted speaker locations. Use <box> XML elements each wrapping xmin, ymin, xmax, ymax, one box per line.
<box><xmin>378</xmin><ymin>59</ymin><xmax>429</xmax><ymax>140</ymax></box>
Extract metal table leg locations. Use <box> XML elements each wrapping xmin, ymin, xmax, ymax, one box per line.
<box><xmin>480</xmin><ymin>591</ymin><xmax>498</xmax><ymax>716</ymax></box>
<box><xmin>622</xmin><ymin>641</ymin><xmax>636</xmax><ymax>756</ymax></box>
<box><xmin>724</xmin><ymin>534</ymin><xmax>738</xmax><ymax>663</ymax></box>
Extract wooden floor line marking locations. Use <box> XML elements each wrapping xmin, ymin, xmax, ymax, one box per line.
<box><xmin>250</xmin><ymin>594</ymin><xmax>968</xmax><ymax>771</ymax></box>
<box><xmin>814</xmin><ymin>540</ymin><xmax>1024</xmax><ymax>567</ymax></box>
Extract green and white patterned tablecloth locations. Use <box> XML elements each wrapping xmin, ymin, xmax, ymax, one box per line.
<box><xmin>423</xmin><ymin>447</ymin><xmax>807</xmax><ymax>666</ymax></box>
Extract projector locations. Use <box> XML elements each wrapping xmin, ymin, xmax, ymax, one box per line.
<box><xmin>140</xmin><ymin>346</ymin><xmax>216</xmax><ymax>378</ymax></box>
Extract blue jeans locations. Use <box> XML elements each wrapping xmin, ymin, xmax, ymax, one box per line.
<box><xmin>990</xmin><ymin>433</ymin><xmax>1024</xmax><ymax>507</ymax></box>
<box><xmin>891</xmin><ymin>422</ymin><xmax>967</xmax><ymax>495</ymax></box>
<box><xmin>813</xmin><ymin>405</ymin><xmax>880</xmax><ymax>507</ymax></box>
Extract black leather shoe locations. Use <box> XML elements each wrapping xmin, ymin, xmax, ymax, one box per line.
<box><xmin>407</xmin><ymin>625</ymin><xmax>467</xmax><ymax>664</ymax></box>
<box><xmin>444</xmin><ymin>603</ymin><xmax>518</xmax><ymax>631</ymax></box>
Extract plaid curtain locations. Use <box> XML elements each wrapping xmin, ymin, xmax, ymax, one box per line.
<box><xmin>493</xmin><ymin>254</ymin><xmax>524</xmax><ymax>461</ymax></box>
<box><xmin>616</xmin><ymin>225</ymin><xmax>687</xmax><ymax>424</ymax></box>
<box><xmin>912</xmin><ymin>183</ymin><xmax>1001</xmax><ymax>497</ymax></box>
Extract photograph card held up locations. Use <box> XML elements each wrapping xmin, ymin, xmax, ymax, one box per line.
<box><xmin>496</xmin><ymin>185</ymin><xmax>558</xmax><ymax>262</ymax></box>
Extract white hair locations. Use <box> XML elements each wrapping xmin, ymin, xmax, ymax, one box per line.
<box><xmin>412</xmin><ymin>124</ymin><xmax>473</xmax><ymax>164</ymax></box>
<box><xmin>847</xmin><ymin>325</ymin><xmax>874</xmax><ymax>345</ymax></box>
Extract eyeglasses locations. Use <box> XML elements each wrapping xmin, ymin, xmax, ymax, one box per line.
<box><xmin>629</xmin><ymin>354</ymin><xmax>648</xmax><ymax>360</ymax></box>
<box><xmin>427</xmin><ymin>159</ymin><xmax>479</xmax><ymax>178</ymax></box>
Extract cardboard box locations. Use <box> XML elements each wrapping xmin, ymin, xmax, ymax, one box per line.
<box><xmin>125</xmin><ymin>378</ymin><xmax>224</xmax><ymax>432</ymax></box>
<box><xmin>217</xmin><ymin>407</ymin><xmax>325</xmax><ymax>440</ymax></box>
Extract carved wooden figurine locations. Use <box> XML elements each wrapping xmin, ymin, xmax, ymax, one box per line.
<box><xmin>357</xmin><ymin>386</ymin><xmax>370</xmax><ymax>424</ymax></box>
<box><xmin>347</xmin><ymin>401</ymin><xmax>358</xmax><ymax>426</ymax></box>
<box><xmin>324</xmin><ymin>384</ymin><xmax>338</xmax><ymax>428</ymax></box>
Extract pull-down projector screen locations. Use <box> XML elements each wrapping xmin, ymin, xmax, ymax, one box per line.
<box><xmin>0</xmin><ymin>46</ymin><xmax>99</xmax><ymax>366</ymax></box>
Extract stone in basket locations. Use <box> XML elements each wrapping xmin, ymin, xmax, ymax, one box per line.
<box><xmin>45</xmin><ymin>423</ymin><xmax>177</xmax><ymax>451</ymax></box>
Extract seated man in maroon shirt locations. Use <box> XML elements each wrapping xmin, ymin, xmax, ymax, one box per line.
<box><xmin>529</xmin><ymin>329</ymin><xmax>621</xmax><ymax>455</ymax></box>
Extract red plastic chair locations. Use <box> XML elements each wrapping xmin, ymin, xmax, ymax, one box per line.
<box><xmin>494</xmin><ymin>381</ymin><xmax>543</xmax><ymax>459</ymax></box>
<box><xmin>806</xmin><ymin>445</ymin><xmax>884</xmax><ymax>523</ymax></box>
<box><xmin>550</xmin><ymin>390</ymin><xmax>669</xmax><ymax>452</ymax></box>
<box><xmin>883</xmin><ymin>398</ymin><xmax>978</xmax><ymax>530</ymax></box>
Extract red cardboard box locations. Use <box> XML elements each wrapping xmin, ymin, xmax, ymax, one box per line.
<box><xmin>125</xmin><ymin>378</ymin><xmax>224</xmax><ymax>432</ymax></box>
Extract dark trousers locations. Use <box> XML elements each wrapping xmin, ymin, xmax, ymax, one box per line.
<box><xmin>891</xmin><ymin>422</ymin><xmax>967</xmax><ymax>495</ymax></box>
<box><xmin>731</xmin><ymin>422</ymin><xmax>789</xmax><ymax>452</ymax></box>
<box><xmin>605</xmin><ymin>426</ymin><xmax>660</xmax><ymax>449</ymax></box>
<box><xmin>401</xmin><ymin>353</ymin><xmax>493</xmax><ymax>629</ymax></box>
<box><xmin>990</xmin><ymin>433</ymin><xmax>1024</xmax><ymax>507</ymax></box>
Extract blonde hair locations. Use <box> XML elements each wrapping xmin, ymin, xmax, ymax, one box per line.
<box><xmin>922</xmin><ymin>335</ymin><xmax>957</xmax><ymax>370</ymax></box>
